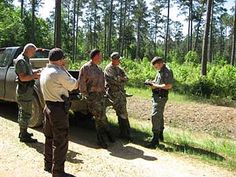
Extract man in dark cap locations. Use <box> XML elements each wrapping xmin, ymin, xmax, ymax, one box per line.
<box><xmin>104</xmin><ymin>52</ymin><xmax>132</xmax><ymax>141</ymax></box>
<box><xmin>146</xmin><ymin>56</ymin><xmax>174</xmax><ymax>148</ymax></box>
<box><xmin>40</xmin><ymin>48</ymin><xmax>78</xmax><ymax>177</ymax></box>
<box><xmin>14</xmin><ymin>43</ymin><xmax>40</xmax><ymax>143</ymax></box>
<box><xmin>78</xmin><ymin>49</ymin><xmax>114</xmax><ymax>149</ymax></box>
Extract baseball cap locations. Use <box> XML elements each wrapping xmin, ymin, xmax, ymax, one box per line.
<box><xmin>48</xmin><ymin>48</ymin><xmax>65</xmax><ymax>61</ymax></box>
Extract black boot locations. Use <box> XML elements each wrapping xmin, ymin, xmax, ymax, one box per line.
<box><xmin>44</xmin><ymin>162</ymin><xmax>52</xmax><ymax>173</ymax></box>
<box><xmin>106</xmin><ymin>130</ymin><xmax>115</xmax><ymax>143</ymax></box>
<box><xmin>97</xmin><ymin>132</ymin><xmax>108</xmax><ymax>149</ymax></box>
<box><xmin>118</xmin><ymin>118</ymin><xmax>132</xmax><ymax>141</ymax></box>
<box><xmin>19</xmin><ymin>128</ymin><xmax>37</xmax><ymax>143</ymax></box>
<box><xmin>18</xmin><ymin>128</ymin><xmax>33</xmax><ymax>138</ymax></box>
<box><xmin>146</xmin><ymin>133</ymin><xmax>159</xmax><ymax>149</ymax></box>
<box><xmin>159</xmin><ymin>130</ymin><xmax>164</xmax><ymax>142</ymax></box>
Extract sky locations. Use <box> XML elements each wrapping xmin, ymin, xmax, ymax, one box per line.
<box><xmin>13</xmin><ymin>0</ymin><xmax>235</xmax><ymax>35</ymax></box>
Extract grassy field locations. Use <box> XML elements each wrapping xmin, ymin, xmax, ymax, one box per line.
<box><xmin>126</xmin><ymin>86</ymin><xmax>236</xmax><ymax>106</ymax></box>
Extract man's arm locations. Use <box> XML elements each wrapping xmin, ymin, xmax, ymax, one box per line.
<box><xmin>78</xmin><ymin>66</ymin><xmax>88</xmax><ymax>96</ymax></box>
<box><xmin>58</xmin><ymin>72</ymin><xmax>78</xmax><ymax>91</ymax></box>
<box><xmin>151</xmin><ymin>69</ymin><xmax>173</xmax><ymax>90</ymax></box>
<box><xmin>150</xmin><ymin>83</ymin><xmax>172</xmax><ymax>90</ymax></box>
<box><xmin>18</xmin><ymin>71</ymin><xmax>40</xmax><ymax>82</ymax></box>
<box><xmin>104</xmin><ymin>67</ymin><xmax>122</xmax><ymax>86</ymax></box>
<box><xmin>15</xmin><ymin>60</ymin><xmax>40</xmax><ymax>81</ymax></box>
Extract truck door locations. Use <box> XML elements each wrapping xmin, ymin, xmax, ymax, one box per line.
<box><xmin>4</xmin><ymin>47</ymin><xmax>22</xmax><ymax>101</ymax></box>
<box><xmin>0</xmin><ymin>48</ymin><xmax>10</xmax><ymax>99</ymax></box>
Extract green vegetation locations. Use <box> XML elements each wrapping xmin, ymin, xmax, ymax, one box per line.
<box><xmin>108</xmin><ymin>115</ymin><xmax>236</xmax><ymax>170</ymax></box>
<box><xmin>70</xmin><ymin>58</ymin><xmax>236</xmax><ymax>105</ymax></box>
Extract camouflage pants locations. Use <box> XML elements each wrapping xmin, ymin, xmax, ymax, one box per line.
<box><xmin>108</xmin><ymin>91</ymin><xmax>128</xmax><ymax>119</ymax></box>
<box><xmin>87</xmin><ymin>92</ymin><xmax>109</xmax><ymax>133</ymax></box>
<box><xmin>17</xmin><ymin>100</ymin><xmax>32</xmax><ymax>129</ymax></box>
<box><xmin>151</xmin><ymin>95</ymin><xmax>168</xmax><ymax>133</ymax></box>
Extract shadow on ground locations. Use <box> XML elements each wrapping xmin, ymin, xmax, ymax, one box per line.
<box><xmin>0</xmin><ymin>102</ymin><xmax>156</xmax><ymax>161</ymax></box>
<box><xmin>0</xmin><ymin>102</ymin><xmax>225</xmax><ymax>162</ymax></box>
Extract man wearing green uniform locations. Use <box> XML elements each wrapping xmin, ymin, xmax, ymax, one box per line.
<box><xmin>14</xmin><ymin>43</ymin><xmax>40</xmax><ymax>143</ymax></box>
<box><xmin>78</xmin><ymin>49</ymin><xmax>114</xmax><ymax>149</ymax></box>
<box><xmin>104</xmin><ymin>52</ymin><xmax>132</xmax><ymax>141</ymax></box>
<box><xmin>146</xmin><ymin>57</ymin><xmax>173</xmax><ymax>148</ymax></box>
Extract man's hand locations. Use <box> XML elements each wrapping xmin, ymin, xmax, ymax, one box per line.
<box><xmin>33</xmin><ymin>70</ymin><xmax>41</xmax><ymax>80</ymax></box>
<box><xmin>144</xmin><ymin>79</ymin><xmax>154</xmax><ymax>86</ymax></box>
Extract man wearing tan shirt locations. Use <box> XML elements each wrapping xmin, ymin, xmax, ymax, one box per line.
<box><xmin>40</xmin><ymin>48</ymin><xmax>78</xmax><ymax>177</ymax></box>
<box><xmin>78</xmin><ymin>49</ymin><xmax>114</xmax><ymax>149</ymax></box>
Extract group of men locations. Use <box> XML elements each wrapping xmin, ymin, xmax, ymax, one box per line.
<box><xmin>14</xmin><ymin>43</ymin><xmax>173</xmax><ymax>177</ymax></box>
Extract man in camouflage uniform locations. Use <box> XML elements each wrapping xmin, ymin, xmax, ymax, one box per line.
<box><xmin>146</xmin><ymin>56</ymin><xmax>174</xmax><ymax>148</ymax></box>
<box><xmin>78</xmin><ymin>49</ymin><xmax>114</xmax><ymax>149</ymax></box>
<box><xmin>104</xmin><ymin>52</ymin><xmax>132</xmax><ymax>141</ymax></box>
<box><xmin>14</xmin><ymin>43</ymin><xmax>40</xmax><ymax>143</ymax></box>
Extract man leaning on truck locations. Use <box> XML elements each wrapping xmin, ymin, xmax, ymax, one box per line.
<box><xmin>14</xmin><ymin>43</ymin><xmax>40</xmax><ymax>143</ymax></box>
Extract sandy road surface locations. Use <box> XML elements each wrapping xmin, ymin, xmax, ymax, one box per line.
<box><xmin>0</xmin><ymin>103</ymin><xmax>235</xmax><ymax>177</ymax></box>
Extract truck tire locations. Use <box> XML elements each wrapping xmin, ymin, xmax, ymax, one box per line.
<box><xmin>28</xmin><ymin>95</ymin><xmax>43</xmax><ymax>127</ymax></box>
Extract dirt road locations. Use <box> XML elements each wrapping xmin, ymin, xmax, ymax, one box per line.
<box><xmin>0</xmin><ymin>103</ymin><xmax>235</xmax><ymax>177</ymax></box>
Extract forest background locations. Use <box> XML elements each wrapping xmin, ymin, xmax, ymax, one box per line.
<box><xmin>0</xmin><ymin>0</ymin><xmax>236</xmax><ymax>103</ymax></box>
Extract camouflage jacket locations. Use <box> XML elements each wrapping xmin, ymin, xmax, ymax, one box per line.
<box><xmin>78</xmin><ymin>60</ymin><xmax>105</xmax><ymax>96</ymax></box>
<box><xmin>104</xmin><ymin>63</ymin><xmax>128</xmax><ymax>92</ymax></box>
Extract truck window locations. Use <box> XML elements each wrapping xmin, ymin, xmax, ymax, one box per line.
<box><xmin>34</xmin><ymin>49</ymin><xmax>49</xmax><ymax>58</ymax></box>
<box><xmin>0</xmin><ymin>49</ymin><xmax>11</xmax><ymax>67</ymax></box>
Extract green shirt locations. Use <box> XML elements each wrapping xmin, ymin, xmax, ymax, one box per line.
<box><xmin>155</xmin><ymin>64</ymin><xmax>174</xmax><ymax>85</ymax></box>
<box><xmin>14</xmin><ymin>53</ymin><xmax>34</xmax><ymax>101</ymax></box>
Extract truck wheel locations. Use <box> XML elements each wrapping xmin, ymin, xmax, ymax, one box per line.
<box><xmin>28</xmin><ymin>96</ymin><xmax>43</xmax><ymax>127</ymax></box>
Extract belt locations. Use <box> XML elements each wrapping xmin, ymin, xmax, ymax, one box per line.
<box><xmin>45</xmin><ymin>101</ymin><xmax>64</xmax><ymax>106</ymax></box>
<box><xmin>152</xmin><ymin>90</ymin><xmax>168</xmax><ymax>98</ymax></box>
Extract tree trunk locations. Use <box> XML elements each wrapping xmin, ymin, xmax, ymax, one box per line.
<box><xmin>154</xmin><ymin>14</ymin><xmax>158</xmax><ymax>53</ymax></box>
<box><xmin>164</xmin><ymin>0</ymin><xmax>170</xmax><ymax>61</ymax></box>
<box><xmin>121</xmin><ymin>0</ymin><xmax>127</xmax><ymax>56</ymax></box>
<box><xmin>107</xmin><ymin>0</ymin><xmax>113</xmax><ymax>56</ymax></box>
<box><xmin>31</xmin><ymin>0</ymin><xmax>35</xmax><ymax>43</ymax></box>
<box><xmin>94</xmin><ymin>1</ymin><xmax>97</xmax><ymax>48</ymax></box>
<box><xmin>72</xmin><ymin>0</ymin><xmax>77</xmax><ymax>63</ymax></box>
<box><xmin>189</xmin><ymin>0</ymin><xmax>193</xmax><ymax>51</ymax></box>
<box><xmin>194</xmin><ymin>3</ymin><xmax>204</xmax><ymax>52</ymax></box>
<box><xmin>119</xmin><ymin>0</ymin><xmax>123</xmax><ymax>54</ymax></box>
<box><xmin>208</xmin><ymin>2</ymin><xmax>214</xmax><ymax>63</ymax></box>
<box><xmin>55</xmin><ymin>0</ymin><xmax>62</xmax><ymax>48</ymax></box>
<box><xmin>20</xmin><ymin>0</ymin><xmax>24</xmax><ymax>19</ymax></box>
<box><xmin>104</xmin><ymin>14</ymin><xmax>107</xmax><ymax>57</ymax></box>
<box><xmin>201</xmin><ymin>0</ymin><xmax>213</xmax><ymax>76</ymax></box>
<box><xmin>89</xmin><ymin>18</ymin><xmax>93</xmax><ymax>50</ymax></box>
<box><xmin>231</xmin><ymin>0</ymin><xmax>236</xmax><ymax>66</ymax></box>
<box><xmin>135</xmin><ymin>17</ymin><xmax>141</xmax><ymax>59</ymax></box>
<box><xmin>75</xmin><ymin>0</ymin><xmax>80</xmax><ymax>61</ymax></box>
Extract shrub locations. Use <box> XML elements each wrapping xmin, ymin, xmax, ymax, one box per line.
<box><xmin>70</xmin><ymin>58</ymin><xmax>236</xmax><ymax>101</ymax></box>
<box><xmin>184</xmin><ymin>51</ymin><xmax>199</xmax><ymax>65</ymax></box>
